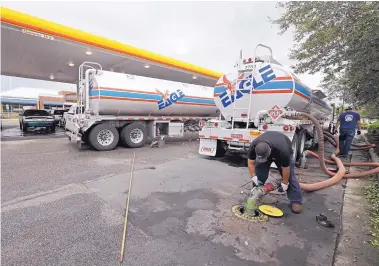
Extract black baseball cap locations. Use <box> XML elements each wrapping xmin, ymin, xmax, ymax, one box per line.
<box><xmin>255</xmin><ymin>142</ymin><xmax>271</xmax><ymax>163</ymax></box>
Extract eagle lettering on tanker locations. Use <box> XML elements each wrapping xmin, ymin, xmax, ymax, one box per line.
<box><xmin>218</xmin><ymin>64</ymin><xmax>276</xmax><ymax>108</ymax></box>
<box><xmin>156</xmin><ymin>89</ymin><xmax>185</xmax><ymax>110</ymax></box>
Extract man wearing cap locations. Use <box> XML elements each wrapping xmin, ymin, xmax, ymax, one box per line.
<box><xmin>247</xmin><ymin>131</ymin><xmax>302</xmax><ymax>213</ymax></box>
<box><xmin>335</xmin><ymin>106</ymin><xmax>362</xmax><ymax>158</ymax></box>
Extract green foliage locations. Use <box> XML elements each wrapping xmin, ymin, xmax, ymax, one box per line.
<box><xmin>367</xmin><ymin>121</ymin><xmax>379</xmax><ymax>137</ymax></box>
<box><xmin>271</xmin><ymin>1</ymin><xmax>379</xmax><ymax>116</ymax></box>
<box><xmin>359</xmin><ymin>105</ymin><xmax>379</xmax><ymax>120</ymax></box>
<box><xmin>364</xmin><ymin>182</ymin><xmax>379</xmax><ymax>248</ymax></box>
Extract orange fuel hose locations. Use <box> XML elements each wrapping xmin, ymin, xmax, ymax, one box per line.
<box><xmin>323</xmin><ymin>131</ymin><xmax>376</xmax><ymax>150</ymax></box>
<box><xmin>299</xmin><ymin>152</ymin><xmax>346</xmax><ymax>192</ymax></box>
<box><xmin>287</xmin><ymin>112</ymin><xmax>379</xmax><ymax>191</ymax></box>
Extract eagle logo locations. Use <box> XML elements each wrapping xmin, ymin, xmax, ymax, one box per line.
<box><xmin>155</xmin><ymin>89</ymin><xmax>170</xmax><ymax>101</ymax></box>
<box><xmin>220</xmin><ymin>73</ymin><xmax>245</xmax><ymax>96</ymax></box>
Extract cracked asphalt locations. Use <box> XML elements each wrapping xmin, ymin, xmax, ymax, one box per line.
<box><xmin>1</xmin><ymin>134</ymin><xmax>355</xmax><ymax>266</ymax></box>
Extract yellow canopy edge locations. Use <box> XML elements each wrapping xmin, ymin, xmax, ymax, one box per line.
<box><xmin>1</xmin><ymin>7</ymin><xmax>223</xmax><ymax>79</ymax></box>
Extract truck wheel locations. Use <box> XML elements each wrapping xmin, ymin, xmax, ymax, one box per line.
<box><xmin>215</xmin><ymin>140</ymin><xmax>227</xmax><ymax>157</ymax></box>
<box><xmin>296</xmin><ymin>129</ymin><xmax>306</xmax><ymax>160</ymax></box>
<box><xmin>292</xmin><ymin>133</ymin><xmax>298</xmax><ymax>161</ymax></box>
<box><xmin>120</xmin><ymin>122</ymin><xmax>147</xmax><ymax>148</ymax></box>
<box><xmin>82</xmin><ymin>132</ymin><xmax>89</xmax><ymax>144</ymax></box>
<box><xmin>311</xmin><ymin>126</ymin><xmax>319</xmax><ymax>149</ymax></box>
<box><xmin>89</xmin><ymin>123</ymin><xmax>119</xmax><ymax>151</ymax></box>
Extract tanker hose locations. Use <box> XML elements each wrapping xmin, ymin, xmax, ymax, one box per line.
<box><xmin>323</xmin><ymin>131</ymin><xmax>376</xmax><ymax>151</ymax></box>
<box><xmin>286</xmin><ymin>112</ymin><xmax>379</xmax><ymax>192</ymax></box>
<box><xmin>244</xmin><ymin>183</ymin><xmax>275</xmax><ymax>216</ymax></box>
<box><xmin>308</xmin><ymin>130</ymin><xmax>379</xmax><ymax>179</ymax></box>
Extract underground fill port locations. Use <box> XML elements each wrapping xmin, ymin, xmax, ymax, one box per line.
<box><xmin>238</xmin><ymin>206</ymin><xmax>260</xmax><ymax>217</ymax></box>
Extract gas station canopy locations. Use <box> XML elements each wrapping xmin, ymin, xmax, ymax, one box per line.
<box><xmin>1</xmin><ymin>7</ymin><xmax>222</xmax><ymax>87</ymax></box>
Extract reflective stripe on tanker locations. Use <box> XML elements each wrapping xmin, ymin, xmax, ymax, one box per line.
<box><xmin>89</xmin><ymin>88</ymin><xmax>215</xmax><ymax>107</ymax></box>
<box><xmin>199</xmin><ymin>135</ymin><xmax>250</xmax><ymax>143</ymax></box>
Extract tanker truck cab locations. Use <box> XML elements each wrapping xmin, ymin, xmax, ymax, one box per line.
<box><xmin>66</xmin><ymin>62</ymin><xmax>218</xmax><ymax>151</ymax></box>
<box><xmin>65</xmin><ymin>103</ymin><xmax>85</xmax><ymax>135</ymax></box>
<box><xmin>199</xmin><ymin>44</ymin><xmax>332</xmax><ymax>162</ymax></box>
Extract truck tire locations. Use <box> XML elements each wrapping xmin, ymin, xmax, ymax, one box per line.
<box><xmin>82</xmin><ymin>132</ymin><xmax>90</xmax><ymax>144</ymax></box>
<box><xmin>311</xmin><ymin>126</ymin><xmax>318</xmax><ymax>149</ymax></box>
<box><xmin>296</xmin><ymin>129</ymin><xmax>306</xmax><ymax>160</ymax></box>
<box><xmin>88</xmin><ymin>123</ymin><xmax>119</xmax><ymax>151</ymax></box>
<box><xmin>120</xmin><ymin>122</ymin><xmax>147</xmax><ymax>148</ymax></box>
<box><xmin>215</xmin><ymin>140</ymin><xmax>227</xmax><ymax>157</ymax></box>
<box><xmin>291</xmin><ymin>133</ymin><xmax>298</xmax><ymax>161</ymax></box>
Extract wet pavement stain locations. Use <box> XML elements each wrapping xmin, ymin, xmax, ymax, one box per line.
<box><xmin>129</xmin><ymin>189</ymin><xmax>219</xmax><ymax>233</ymax></box>
<box><xmin>1</xmin><ymin>126</ymin><xmax>66</xmax><ymax>140</ymax></box>
<box><xmin>128</xmin><ymin>189</ymin><xmax>274</xmax><ymax>266</ymax></box>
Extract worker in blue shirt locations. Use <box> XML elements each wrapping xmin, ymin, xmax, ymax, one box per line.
<box><xmin>335</xmin><ymin>106</ymin><xmax>362</xmax><ymax>157</ymax></box>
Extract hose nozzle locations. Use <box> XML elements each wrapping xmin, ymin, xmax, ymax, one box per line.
<box><xmin>244</xmin><ymin>183</ymin><xmax>276</xmax><ymax>216</ymax></box>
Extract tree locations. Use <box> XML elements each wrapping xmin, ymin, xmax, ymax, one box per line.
<box><xmin>271</xmin><ymin>1</ymin><xmax>379</xmax><ymax>114</ymax></box>
<box><xmin>359</xmin><ymin>105</ymin><xmax>379</xmax><ymax>119</ymax></box>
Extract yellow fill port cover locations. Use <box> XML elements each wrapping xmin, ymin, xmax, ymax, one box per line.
<box><xmin>258</xmin><ymin>205</ymin><xmax>284</xmax><ymax>217</ymax></box>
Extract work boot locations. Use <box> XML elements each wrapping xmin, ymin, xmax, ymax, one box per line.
<box><xmin>291</xmin><ymin>203</ymin><xmax>302</xmax><ymax>214</ymax></box>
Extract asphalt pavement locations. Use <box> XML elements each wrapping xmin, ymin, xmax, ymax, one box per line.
<box><xmin>1</xmin><ymin>119</ymin><xmax>19</xmax><ymax>131</ymax></box>
<box><xmin>0</xmin><ymin>135</ymin><xmax>365</xmax><ymax>266</ymax></box>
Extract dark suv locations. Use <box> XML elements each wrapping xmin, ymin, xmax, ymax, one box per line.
<box><xmin>19</xmin><ymin>109</ymin><xmax>55</xmax><ymax>132</ymax></box>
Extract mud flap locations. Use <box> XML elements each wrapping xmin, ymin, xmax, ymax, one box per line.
<box><xmin>199</xmin><ymin>139</ymin><xmax>217</xmax><ymax>156</ymax></box>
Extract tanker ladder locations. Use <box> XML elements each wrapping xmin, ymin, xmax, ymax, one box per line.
<box><xmin>230</xmin><ymin>44</ymin><xmax>274</xmax><ymax>150</ymax></box>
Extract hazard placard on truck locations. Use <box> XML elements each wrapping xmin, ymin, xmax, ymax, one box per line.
<box><xmin>267</xmin><ymin>105</ymin><xmax>285</xmax><ymax>121</ymax></box>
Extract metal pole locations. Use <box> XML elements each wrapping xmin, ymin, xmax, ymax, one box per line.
<box><xmin>331</xmin><ymin>103</ymin><xmax>335</xmax><ymax>122</ymax></box>
<box><xmin>120</xmin><ymin>152</ymin><xmax>136</xmax><ymax>264</ymax></box>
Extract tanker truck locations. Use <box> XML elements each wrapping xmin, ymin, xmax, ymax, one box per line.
<box><xmin>198</xmin><ymin>44</ymin><xmax>333</xmax><ymax>161</ymax></box>
<box><xmin>65</xmin><ymin>62</ymin><xmax>219</xmax><ymax>151</ymax></box>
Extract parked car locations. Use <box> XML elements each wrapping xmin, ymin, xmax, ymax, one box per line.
<box><xmin>19</xmin><ymin>109</ymin><xmax>55</xmax><ymax>132</ymax></box>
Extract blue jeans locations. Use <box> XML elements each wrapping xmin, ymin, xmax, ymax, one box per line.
<box><xmin>255</xmin><ymin>156</ymin><xmax>302</xmax><ymax>204</ymax></box>
<box><xmin>339</xmin><ymin>128</ymin><xmax>355</xmax><ymax>156</ymax></box>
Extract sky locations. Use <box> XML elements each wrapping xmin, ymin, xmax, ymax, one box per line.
<box><xmin>1</xmin><ymin>1</ymin><xmax>323</xmax><ymax>93</ymax></box>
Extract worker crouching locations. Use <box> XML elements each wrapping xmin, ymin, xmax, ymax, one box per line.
<box><xmin>247</xmin><ymin>131</ymin><xmax>303</xmax><ymax>213</ymax></box>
